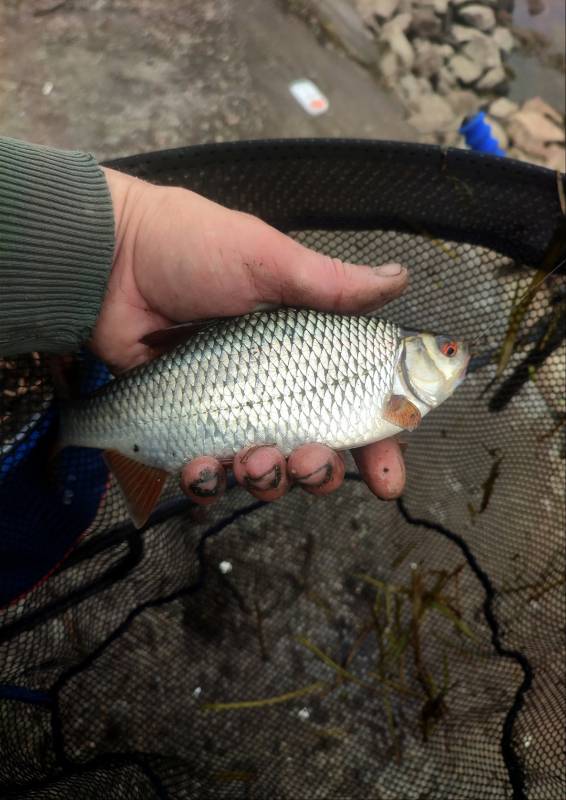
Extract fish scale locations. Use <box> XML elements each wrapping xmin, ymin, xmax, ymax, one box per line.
<box><xmin>61</xmin><ymin>308</ymin><xmax>403</xmax><ymax>472</ymax></box>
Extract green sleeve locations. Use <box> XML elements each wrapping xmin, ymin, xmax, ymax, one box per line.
<box><xmin>0</xmin><ymin>136</ymin><xmax>115</xmax><ymax>356</ymax></box>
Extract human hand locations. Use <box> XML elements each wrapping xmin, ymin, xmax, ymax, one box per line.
<box><xmin>92</xmin><ymin>167</ymin><xmax>408</xmax><ymax>505</ymax></box>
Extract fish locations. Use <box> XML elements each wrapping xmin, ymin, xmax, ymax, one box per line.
<box><xmin>59</xmin><ymin>308</ymin><xmax>470</xmax><ymax>528</ymax></box>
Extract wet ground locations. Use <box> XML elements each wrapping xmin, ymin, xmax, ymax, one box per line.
<box><xmin>1</xmin><ymin>1</ymin><xmax>563</xmax><ymax>159</ymax></box>
<box><xmin>508</xmin><ymin>0</ymin><xmax>566</xmax><ymax>113</ymax></box>
<box><xmin>0</xmin><ymin>0</ymin><xmax>414</xmax><ymax>161</ymax></box>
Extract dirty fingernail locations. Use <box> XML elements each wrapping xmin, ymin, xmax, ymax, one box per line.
<box><xmin>189</xmin><ymin>468</ymin><xmax>224</xmax><ymax>498</ymax></box>
<box><xmin>239</xmin><ymin>443</ymin><xmax>277</xmax><ymax>465</ymax></box>
<box><xmin>245</xmin><ymin>463</ymin><xmax>282</xmax><ymax>492</ymax></box>
<box><xmin>374</xmin><ymin>263</ymin><xmax>404</xmax><ymax>277</ymax></box>
<box><xmin>293</xmin><ymin>462</ymin><xmax>333</xmax><ymax>488</ymax></box>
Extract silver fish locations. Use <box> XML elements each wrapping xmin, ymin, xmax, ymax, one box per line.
<box><xmin>60</xmin><ymin>308</ymin><xmax>469</xmax><ymax>526</ymax></box>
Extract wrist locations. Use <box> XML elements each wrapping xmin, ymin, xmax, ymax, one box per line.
<box><xmin>101</xmin><ymin>167</ymin><xmax>143</xmax><ymax>265</ymax></box>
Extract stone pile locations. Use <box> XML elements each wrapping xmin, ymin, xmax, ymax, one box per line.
<box><xmin>490</xmin><ymin>96</ymin><xmax>565</xmax><ymax>170</ymax></box>
<box><xmin>353</xmin><ymin>0</ymin><xmax>565</xmax><ymax>170</ymax></box>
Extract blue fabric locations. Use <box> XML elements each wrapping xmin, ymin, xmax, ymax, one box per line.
<box><xmin>0</xmin><ymin>684</ymin><xmax>52</xmax><ymax>706</ymax></box>
<box><xmin>0</xmin><ymin>353</ymin><xmax>111</xmax><ymax>607</ymax></box>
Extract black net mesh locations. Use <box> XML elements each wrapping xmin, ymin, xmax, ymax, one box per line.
<box><xmin>1</xmin><ymin>141</ymin><xmax>565</xmax><ymax>800</ymax></box>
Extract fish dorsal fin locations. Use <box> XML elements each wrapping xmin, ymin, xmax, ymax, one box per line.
<box><xmin>103</xmin><ymin>450</ymin><xmax>168</xmax><ymax>529</ymax></box>
<box><xmin>140</xmin><ymin>319</ymin><xmax>226</xmax><ymax>351</ymax></box>
<box><xmin>382</xmin><ymin>395</ymin><xmax>422</xmax><ymax>432</ymax></box>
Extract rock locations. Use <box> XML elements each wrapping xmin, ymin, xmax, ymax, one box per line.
<box><xmin>492</xmin><ymin>26</ymin><xmax>515</xmax><ymax>53</ymax></box>
<box><xmin>389</xmin><ymin>30</ymin><xmax>415</xmax><ymax>69</ymax></box>
<box><xmin>485</xmin><ymin>115</ymin><xmax>509</xmax><ymax>150</ymax></box>
<box><xmin>476</xmin><ymin>64</ymin><xmax>507</xmax><ymax>90</ymax></box>
<box><xmin>395</xmin><ymin>73</ymin><xmax>420</xmax><ymax>105</ymax></box>
<box><xmin>379</xmin><ymin>50</ymin><xmax>402</xmax><ymax>83</ymax></box>
<box><xmin>522</xmin><ymin>97</ymin><xmax>564</xmax><ymax>127</ymax></box>
<box><xmin>443</xmin><ymin>88</ymin><xmax>478</xmax><ymax>117</ymax></box>
<box><xmin>509</xmin><ymin>109</ymin><xmax>565</xmax><ymax>145</ymax></box>
<box><xmin>450</xmin><ymin>24</ymin><xmax>486</xmax><ymax>44</ymax></box>
<box><xmin>433</xmin><ymin>0</ymin><xmax>449</xmax><ymax>13</ymax></box>
<box><xmin>356</xmin><ymin>0</ymin><xmax>400</xmax><ymax>22</ymax></box>
<box><xmin>380</xmin><ymin>13</ymin><xmax>414</xmax><ymax>69</ymax></box>
<box><xmin>436</xmin><ymin>64</ymin><xmax>459</xmax><ymax>94</ymax></box>
<box><xmin>305</xmin><ymin>0</ymin><xmax>380</xmax><ymax>68</ymax></box>
<box><xmin>409</xmin><ymin>8</ymin><xmax>442</xmax><ymax>38</ymax></box>
<box><xmin>489</xmin><ymin>96</ymin><xmax>519</xmax><ymax>119</ymax></box>
<box><xmin>452</xmin><ymin>0</ymin><xmax>498</xmax><ymax>5</ymax></box>
<box><xmin>507</xmin><ymin>111</ymin><xmax>565</xmax><ymax>159</ymax></box>
<box><xmin>380</xmin><ymin>11</ymin><xmax>412</xmax><ymax>35</ymax></box>
<box><xmin>448</xmin><ymin>53</ymin><xmax>484</xmax><ymax>84</ymax></box>
<box><xmin>436</xmin><ymin>43</ymin><xmax>455</xmax><ymax>60</ymax></box>
<box><xmin>413</xmin><ymin>38</ymin><xmax>443</xmax><ymax>77</ymax></box>
<box><xmin>507</xmin><ymin>147</ymin><xmax>546</xmax><ymax>166</ymax></box>
<box><xmin>407</xmin><ymin>93</ymin><xmax>456</xmax><ymax>133</ymax></box>
<box><xmin>544</xmin><ymin>145</ymin><xmax>566</xmax><ymax>173</ymax></box>
<box><xmin>435</xmin><ymin>66</ymin><xmax>459</xmax><ymax>97</ymax></box>
<box><xmin>397</xmin><ymin>73</ymin><xmax>434</xmax><ymax>109</ymax></box>
<box><xmin>457</xmin><ymin>4</ymin><xmax>496</xmax><ymax>32</ymax></box>
<box><xmin>438</xmin><ymin>130</ymin><xmax>466</xmax><ymax>147</ymax></box>
<box><xmin>462</xmin><ymin>32</ymin><xmax>502</xmax><ymax>71</ymax></box>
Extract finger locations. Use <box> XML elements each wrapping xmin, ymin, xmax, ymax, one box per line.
<box><xmin>180</xmin><ymin>456</ymin><xmax>227</xmax><ymax>506</ymax></box>
<box><xmin>233</xmin><ymin>445</ymin><xmax>289</xmax><ymax>501</ymax></box>
<box><xmin>287</xmin><ymin>444</ymin><xmax>345</xmax><ymax>496</ymax></box>
<box><xmin>352</xmin><ymin>439</ymin><xmax>406</xmax><ymax>500</ymax></box>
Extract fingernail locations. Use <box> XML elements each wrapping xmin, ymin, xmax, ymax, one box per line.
<box><xmin>293</xmin><ymin>463</ymin><xmax>333</xmax><ymax>488</ymax></box>
<box><xmin>374</xmin><ymin>263</ymin><xmax>404</xmax><ymax>277</ymax></box>
<box><xmin>189</xmin><ymin>468</ymin><xmax>223</xmax><ymax>498</ymax></box>
<box><xmin>245</xmin><ymin>464</ymin><xmax>282</xmax><ymax>492</ymax></box>
<box><xmin>239</xmin><ymin>444</ymin><xmax>277</xmax><ymax>465</ymax></box>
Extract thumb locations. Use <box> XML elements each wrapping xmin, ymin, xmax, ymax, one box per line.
<box><xmin>121</xmin><ymin>177</ymin><xmax>408</xmax><ymax>321</ymax></box>
<box><xmin>215</xmin><ymin>208</ymin><xmax>409</xmax><ymax>315</ymax></box>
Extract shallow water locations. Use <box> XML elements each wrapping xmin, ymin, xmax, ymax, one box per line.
<box><xmin>508</xmin><ymin>0</ymin><xmax>565</xmax><ymax>113</ymax></box>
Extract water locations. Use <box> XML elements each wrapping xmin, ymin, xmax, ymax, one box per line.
<box><xmin>508</xmin><ymin>0</ymin><xmax>566</xmax><ymax>113</ymax></box>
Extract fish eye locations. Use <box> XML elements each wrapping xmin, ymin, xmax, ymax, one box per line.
<box><xmin>440</xmin><ymin>341</ymin><xmax>458</xmax><ymax>358</ymax></box>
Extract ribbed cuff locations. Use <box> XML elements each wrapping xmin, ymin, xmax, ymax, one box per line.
<box><xmin>0</xmin><ymin>136</ymin><xmax>115</xmax><ymax>355</ymax></box>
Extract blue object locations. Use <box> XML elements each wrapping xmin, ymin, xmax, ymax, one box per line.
<box><xmin>460</xmin><ymin>111</ymin><xmax>506</xmax><ymax>157</ymax></box>
<box><xmin>0</xmin><ymin>352</ymin><xmax>112</xmax><ymax>607</ymax></box>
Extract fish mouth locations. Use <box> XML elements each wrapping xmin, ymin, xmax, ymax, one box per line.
<box><xmin>456</xmin><ymin>352</ymin><xmax>471</xmax><ymax>383</ymax></box>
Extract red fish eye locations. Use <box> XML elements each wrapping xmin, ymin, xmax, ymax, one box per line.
<box><xmin>441</xmin><ymin>341</ymin><xmax>458</xmax><ymax>357</ymax></box>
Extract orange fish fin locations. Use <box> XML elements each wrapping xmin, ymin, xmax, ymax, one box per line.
<box><xmin>103</xmin><ymin>450</ymin><xmax>168</xmax><ymax>529</ymax></box>
<box><xmin>382</xmin><ymin>395</ymin><xmax>422</xmax><ymax>432</ymax></box>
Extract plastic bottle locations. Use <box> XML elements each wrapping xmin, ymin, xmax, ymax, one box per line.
<box><xmin>460</xmin><ymin>111</ymin><xmax>506</xmax><ymax>157</ymax></box>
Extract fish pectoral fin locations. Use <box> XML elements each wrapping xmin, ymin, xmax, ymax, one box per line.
<box><xmin>103</xmin><ymin>450</ymin><xmax>168</xmax><ymax>530</ymax></box>
<box><xmin>382</xmin><ymin>395</ymin><xmax>422</xmax><ymax>432</ymax></box>
<box><xmin>140</xmin><ymin>318</ymin><xmax>225</xmax><ymax>350</ymax></box>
